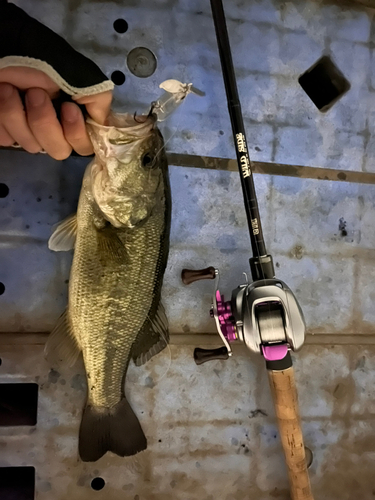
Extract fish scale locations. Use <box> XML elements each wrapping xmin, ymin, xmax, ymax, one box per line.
<box><xmin>47</xmin><ymin>113</ymin><xmax>171</xmax><ymax>461</ymax></box>
<box><xmin>73</xmin><ymin>188</ymin><xmax>165</xmax><ymax>408</ymax></box>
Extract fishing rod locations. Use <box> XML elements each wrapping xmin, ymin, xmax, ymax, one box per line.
<box><xmin>182</xmin><ymin>1</ymin><xmax>314</xmax><ymax>499</ymax></box>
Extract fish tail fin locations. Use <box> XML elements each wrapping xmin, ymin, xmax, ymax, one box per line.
<box><xmin>78</xmin><ymin>398</ymin><xmax>147</xmax><ymax>462</ymax></box>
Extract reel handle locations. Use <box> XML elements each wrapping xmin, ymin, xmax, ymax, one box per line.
<box><xmin>194</xmin><ymin>346</ymin><xmax>229</xmax><ymax>365</ymax></box>
<box><xmin>181</xmin><ymin>266</ymin><xmax>216</xmax><ymax>285</ymax></box>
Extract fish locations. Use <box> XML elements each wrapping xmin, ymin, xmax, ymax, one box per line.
<box><xmin>46</xmin><ymin>111</ymin><xmax>171</xmax><ymax>462</ymax></box>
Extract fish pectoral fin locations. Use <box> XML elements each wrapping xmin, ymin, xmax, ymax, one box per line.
<box><xmin>48</xmin><ymin>213</ymin><xmax>77</xmax><ymax>251</ymax></box>
<box><xmin>44</xmin><ymin>309</ymin><xmax>81</xmax><ymax>367</ymax></box>
<box><xmin>132</xmin><ymin>302</ymin><xmax>169</xmax><ymax>367</ymax></box>
<box><xmin>96</xmin><ymin>226</ymin><xmax>127</xmax><ymax>261</ymax></box>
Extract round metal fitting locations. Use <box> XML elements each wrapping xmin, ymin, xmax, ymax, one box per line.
<box><xmin>127</xmin><ymin>47</ymin><xmax>157</xmax><ymax>78</ymax></box>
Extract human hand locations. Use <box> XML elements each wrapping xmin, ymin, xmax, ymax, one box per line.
<box><xmin>0</xmin><ymin>66</ymin><xmax>112</xmax><ymax>160</ymax></box>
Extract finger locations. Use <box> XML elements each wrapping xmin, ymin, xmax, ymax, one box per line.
<box><xmin>0</xmin><ymin>67</ymin><xmax>60</xmax><ymax>98</ymax></box>
<box><xmin>26</xmin><ymin>88</ymin><xmax>72</xmax><ymax>160</ymax></box>
<box><xmin>0</xmin><ymin>83</ymin><xmax>41</xmax><ymax>153</ymax></box>
<box><xmin>0</xmin><ymin>124</ymin><xmax>15</xmax><ymax>147</ymax></box>
<box><xmin>61</xmin><ymin>102</ymin><xmax>93</xmax><ymax>156</ymax></box>
<box><xmin>74</xmin><ymin>90</ymin><xmax>112</xmax><ymax>125</ymax></box>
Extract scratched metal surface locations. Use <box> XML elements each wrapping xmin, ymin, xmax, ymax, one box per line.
<box><xmin>1</xmin><ymin>342</ymin><xmax>375</xmax><ymax>500</ymax></box>
<box><xmin>2</xmin><ymin>149</ymin><xmax>375</xmax><ymax>335</ymax></box>
<box><xmin>1</xmin><ymin>0</ymin><xmax>375</xmax><ymax>499</ymax></box>
<box><xmin>1</xmin><ymin>0</ymin><xmax>375</xmax><ymax>335</ymax></box>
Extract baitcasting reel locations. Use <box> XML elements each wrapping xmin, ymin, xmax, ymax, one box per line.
<box><xmin>181</xmin><ymin>267</ymin><xmax>306</xmax><ymax>365</ymax></box>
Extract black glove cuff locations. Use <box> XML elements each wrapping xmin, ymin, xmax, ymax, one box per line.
<box><xmin>0</xmin><ymin>1</ymin><xmax>114</xmax><ymax>96</ymax></box>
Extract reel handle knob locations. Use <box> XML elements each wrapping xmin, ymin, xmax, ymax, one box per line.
<box><xmin>194</xmin><ymin>346</ymin><xmax>229</xmax><ymax>365</ymax></box>
<box><xmin>181</xmin><ymin>266</ymin><xmax>216</xmax><ymax>285</ymax></box>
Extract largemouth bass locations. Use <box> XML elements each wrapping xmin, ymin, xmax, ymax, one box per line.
<box><xmin>47</xmin><ymin>112</ymin><xmax>171</xmax><ymax>462</ymax></box>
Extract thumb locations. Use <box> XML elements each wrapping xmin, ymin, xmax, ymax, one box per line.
<box><xmin>73</xmin><ymin>90</ymin><xmax>112</xmax><ymax>125</ymax></box>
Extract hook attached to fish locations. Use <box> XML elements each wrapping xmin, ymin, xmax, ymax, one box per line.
<box><xmin>149</xmin><ymin>79</ymin><xmax>205</xmax><ymax>122</ymax></box>
<box><xmin>2</xmin><ymin>79</ymin><xmax>205</xmax><ymax>156</ymax></box>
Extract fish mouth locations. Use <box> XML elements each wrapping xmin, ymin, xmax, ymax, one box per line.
<box><xmin>134</xmin><ymin>111</ymin><xmax>157</xmax><ymax>125</ymax></box>
<box><xmin>88</xmin><ymin>112</ymin><xmax>156</xmax><ymax>134</ymax></box>
<box><xmin>86</xmin><ymin>112</ymin><xmax>158</xmax><ymax>162</ymax></box>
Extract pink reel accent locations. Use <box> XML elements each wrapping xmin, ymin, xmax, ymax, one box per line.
<box><xmin>215</xmin><ymin>290</ymin><xmax>237</xmax><ymax>341</ymax></box>
<box><xmin>262</xmin><ymin>344</ymin><xmax>288</xmax><ymax>361</ymax></box>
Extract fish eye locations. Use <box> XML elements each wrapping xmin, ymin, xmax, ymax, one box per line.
<box><xmin>141</xmin><ymin>153</ymin><xmax>156</xmax><ymax>169</ymax></box>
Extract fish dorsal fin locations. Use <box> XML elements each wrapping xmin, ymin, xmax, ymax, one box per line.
<box><xmin>48</xmin><ymin>214</ymin><xmax>77</xmax><ymax>252</ymax></box>
<box><xmin>44</xmin><ymin>309</ymin><xmax>81</xmax><ymax>367</ymax></box>
<box><xmin>132</xmin><ymin>301</ymin><xmax>169</xmax><ymax>367</ymax></box>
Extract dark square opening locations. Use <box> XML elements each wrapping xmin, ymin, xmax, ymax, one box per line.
<box><xmin>0</xmin><ymin>384</ymin><xmax>38</xmax><ymax>426</ymax></box>
<box><xmin>298</xmin><ymin>55</ymin><xmax>350</xmax><ymax>112</ymax></box>
<box><xmin>0</xmin><ymin>467</ymin><xmax>35</xmax><ymax>500</ymax></box>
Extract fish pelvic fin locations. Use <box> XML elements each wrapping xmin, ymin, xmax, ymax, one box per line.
<box><xmin>132</xmin><ymin>301</ymin><xmax>169</xmax><ymax>367</ymax></box>
<box><xmin>78</xmin><ymin>398</ymin><xmax>147</xmax><ymax>462</ymax></box>
<box><xmin>48</xmin><ymin>213</ymin><xmax>77</xmax><ymax>251</ymax></box>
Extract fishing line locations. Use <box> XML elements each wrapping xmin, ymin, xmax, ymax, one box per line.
<box><xmin>143</xmin><ymin>105</ymin><xmax>190</xmax><ymax>384</ymax></box>
<box><xmin>153</xmin><ymin>100</ymin><xmax>186</xmax><ymax>161</ymax></box>
<box><xmin>148</xmin><ymin>98</ymin><xmax>193</xmax><ymax>383</ymax></box>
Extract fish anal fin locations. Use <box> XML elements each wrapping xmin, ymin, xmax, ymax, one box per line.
<box><xmin>48</xmin><ymin>213</ymin><xmax>77</xmax><ymax>251</ymax></box>
<box><xmin>44</xmin><ymin>309</ymin><xmax>81</xmax><ymax>367</ymax></box>
<box><xmin>132</xmin><ymin>302</ymin><xmax>169</xmax><ymax>367</ymax></box>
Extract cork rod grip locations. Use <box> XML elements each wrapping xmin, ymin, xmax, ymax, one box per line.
<box><xmin>268</xmin><ymin>367</ymin><xmax>314</xmax><ymax>500</ymax></box>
